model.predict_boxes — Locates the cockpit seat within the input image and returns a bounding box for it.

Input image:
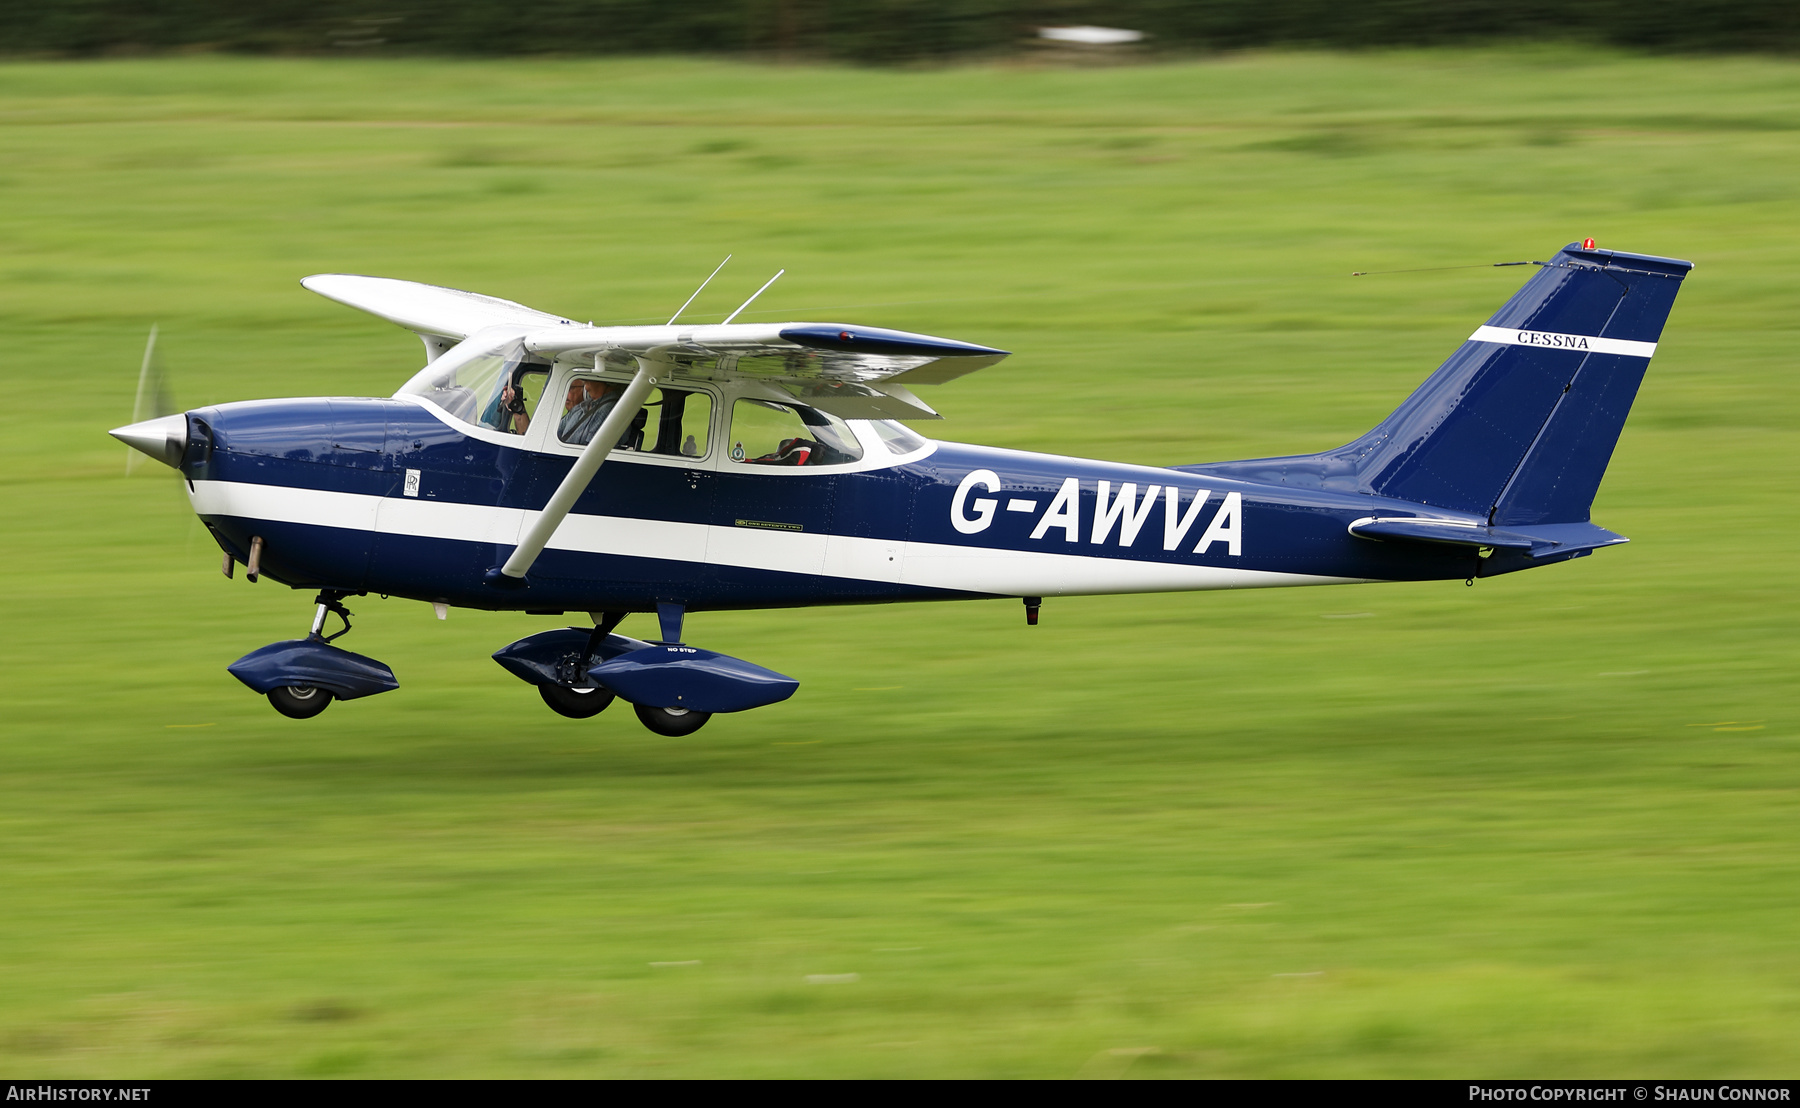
[749,437,818,466]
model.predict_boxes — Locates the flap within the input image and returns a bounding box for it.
[779,380,942,421]
[523,321,1007,390]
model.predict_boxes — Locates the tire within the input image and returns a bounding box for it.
[538,683,614,719]
[633,702,712,737]
[268,685,333,719]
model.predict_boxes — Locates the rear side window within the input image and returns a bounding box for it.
[728,399,863,467]
[647,388,711,458]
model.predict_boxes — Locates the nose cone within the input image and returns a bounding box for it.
[110,413,188,469]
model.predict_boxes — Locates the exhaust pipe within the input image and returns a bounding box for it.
[109,414,188,470]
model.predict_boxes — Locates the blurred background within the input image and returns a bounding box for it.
[6,0,1799,58]
[1,2,1797,1078]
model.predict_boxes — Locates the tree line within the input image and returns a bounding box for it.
[5,0,1796,61]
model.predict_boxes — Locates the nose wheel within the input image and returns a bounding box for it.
[633,703,712,737]
[268,684,333,719]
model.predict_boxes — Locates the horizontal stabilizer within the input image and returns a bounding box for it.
[1349,516,1627,557]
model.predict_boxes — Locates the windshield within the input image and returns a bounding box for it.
[395,328,537,433]
[871,419,928,455]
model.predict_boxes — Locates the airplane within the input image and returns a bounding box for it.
[111,240,1691,735]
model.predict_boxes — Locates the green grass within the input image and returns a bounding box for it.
[2,49,1798,1077]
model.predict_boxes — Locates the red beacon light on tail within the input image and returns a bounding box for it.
[1582,237,1597,250]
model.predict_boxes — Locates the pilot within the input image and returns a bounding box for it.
[492,382,531,435]
[557,379,622,446]
[480,376,533,435]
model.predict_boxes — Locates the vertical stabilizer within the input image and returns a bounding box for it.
[1352,243,1690,521]
[1195,243,1691,526]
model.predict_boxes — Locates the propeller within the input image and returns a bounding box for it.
[113,325,187,472]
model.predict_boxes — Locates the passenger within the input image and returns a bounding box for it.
[557,379,623,446]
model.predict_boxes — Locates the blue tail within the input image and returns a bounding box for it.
[1195,242,1692,527]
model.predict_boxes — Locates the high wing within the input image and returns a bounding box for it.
[303,274,1009,421]
[301,273,575,340]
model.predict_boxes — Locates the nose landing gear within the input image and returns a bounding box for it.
[226,590,399,718]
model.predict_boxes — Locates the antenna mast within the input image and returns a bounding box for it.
[723,270,785,324]
[666,255,732,325]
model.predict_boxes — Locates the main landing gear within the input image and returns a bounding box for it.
[225,591,400,719]
[538,683,614,720]
[492,604,794,737]
[633,703,711,737]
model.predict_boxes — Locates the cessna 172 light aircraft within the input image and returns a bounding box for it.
[111,241,1690,735]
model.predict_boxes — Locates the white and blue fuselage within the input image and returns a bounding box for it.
[180,387,1457,617]
[114,243,1694,723]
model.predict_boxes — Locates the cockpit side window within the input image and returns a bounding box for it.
[555,378,713,458]
[480,365,547,435]
[396,329,549,435]
[728,399,864,466]
[555,377,626,447]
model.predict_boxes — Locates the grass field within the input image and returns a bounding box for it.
[2,49,1798,1078]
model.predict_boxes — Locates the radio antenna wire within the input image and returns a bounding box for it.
[666,255,732,325]
[723,269,785,324]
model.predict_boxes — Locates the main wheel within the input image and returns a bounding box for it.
[538,683,614,719]
[633,702,712,737]
[268,685,333,719]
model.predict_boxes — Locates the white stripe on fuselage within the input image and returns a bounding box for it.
[1468,326,1656,359]
[188,479,1359,597]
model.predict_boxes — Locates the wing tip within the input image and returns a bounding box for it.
[778,324,1008,359]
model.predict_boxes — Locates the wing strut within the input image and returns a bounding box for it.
[492,355,661,584]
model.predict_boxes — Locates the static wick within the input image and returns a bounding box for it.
[1352,261,1532,277]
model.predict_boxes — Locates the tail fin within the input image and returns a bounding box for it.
[1194,243,1692,526]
